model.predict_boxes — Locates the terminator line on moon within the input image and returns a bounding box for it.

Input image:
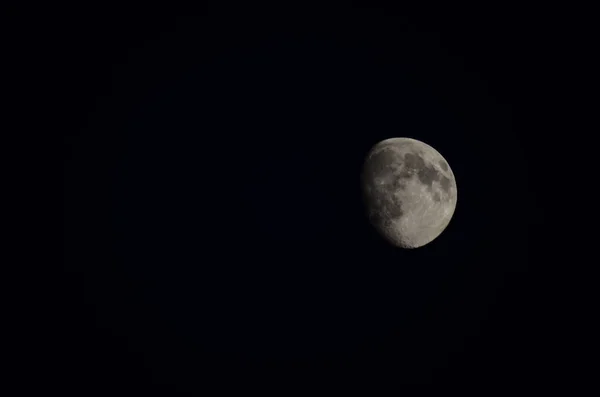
[361,137,457,248]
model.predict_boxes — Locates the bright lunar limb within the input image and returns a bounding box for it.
[361,137,457,249]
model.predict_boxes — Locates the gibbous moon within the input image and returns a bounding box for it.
[361,137,457,248]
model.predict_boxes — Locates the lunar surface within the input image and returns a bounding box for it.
[361,137,457,248]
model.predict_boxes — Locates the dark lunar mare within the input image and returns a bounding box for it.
[400,153,438,187]
[398,152,452,194]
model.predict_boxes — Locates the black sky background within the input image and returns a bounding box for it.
[21,1,575,392]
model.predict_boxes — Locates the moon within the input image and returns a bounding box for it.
[361,137,457,249]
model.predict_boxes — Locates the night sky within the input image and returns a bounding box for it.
[51,2,561,392]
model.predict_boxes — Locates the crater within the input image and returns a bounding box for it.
[394,180,406,191]
[440,176,451,193]
[368,185,404,225]
[380,191,403,218]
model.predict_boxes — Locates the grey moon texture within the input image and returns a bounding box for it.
[361,137,457,249]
